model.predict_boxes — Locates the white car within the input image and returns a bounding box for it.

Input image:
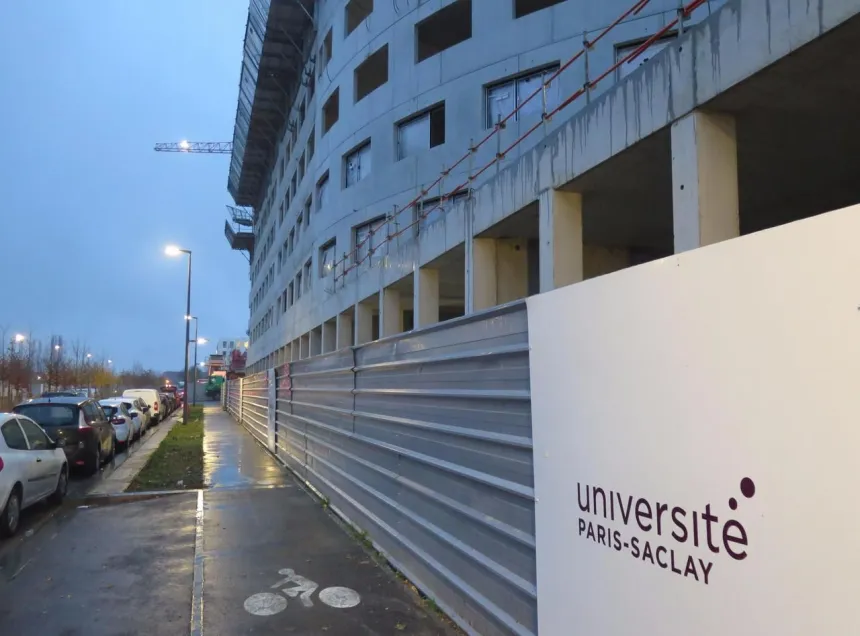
[0,413,68,537]
[100,398,144,440]
[123,389,163,424]
[98,400,134,448]
[128,397,151,432]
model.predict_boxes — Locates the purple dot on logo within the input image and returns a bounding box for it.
[740,477,755,499]
[729,498,737,510]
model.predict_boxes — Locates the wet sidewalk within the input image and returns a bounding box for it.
[197,406,456,635]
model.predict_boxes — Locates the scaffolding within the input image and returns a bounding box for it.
[225,206,256,258]
[228,0,316,208]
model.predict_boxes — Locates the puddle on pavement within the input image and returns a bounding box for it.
[203,410,289,490]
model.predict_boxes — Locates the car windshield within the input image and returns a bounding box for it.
[14,404,77,427]
[101,405,119,417]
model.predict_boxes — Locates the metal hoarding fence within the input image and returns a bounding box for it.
[226,301,535,636]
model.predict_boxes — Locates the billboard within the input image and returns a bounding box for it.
[527,205,860,635]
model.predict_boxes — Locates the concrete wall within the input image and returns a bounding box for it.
[244,0,860,369]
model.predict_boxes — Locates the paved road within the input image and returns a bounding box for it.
[0,406,459,635]
[0,411,180,566]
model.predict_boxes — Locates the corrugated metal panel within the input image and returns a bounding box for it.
[241,301,534,636]
[226,379,241,420]
[240,371,269,447]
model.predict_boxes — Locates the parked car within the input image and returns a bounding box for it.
[124,397,150,434]
[39,391,80,398]
[160,392,174,414]
[160,385,181,408]
[12,397,115,475]
[0,413,68,537]
[157,393,169,418]
[123,389,163,424]
[98,400,134,448]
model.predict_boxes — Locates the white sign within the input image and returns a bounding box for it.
[528,205,860,635]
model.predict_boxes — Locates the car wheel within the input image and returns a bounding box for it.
[90,444,101,475]
[49,467,69,505]
[0,489,21,538]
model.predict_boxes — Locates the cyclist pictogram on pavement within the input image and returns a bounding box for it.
[244,567,361,616]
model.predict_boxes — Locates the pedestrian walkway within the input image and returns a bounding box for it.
[198,406,457,635]
[0,406,456,635]
[203,406,288,490]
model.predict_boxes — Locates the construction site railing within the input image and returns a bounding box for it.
[327,0,711,287]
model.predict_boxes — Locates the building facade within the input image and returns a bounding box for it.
[214,337,248,357]
[229,0,860,371]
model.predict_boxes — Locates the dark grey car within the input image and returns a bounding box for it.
[13,397,116,475]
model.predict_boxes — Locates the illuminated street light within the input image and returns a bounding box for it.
[54,344,60,350]
[179,139,190,151]
[197,337,208,345]
[164,245,184,257]
[107,359,113,365]
[13,333,25,343]
[86,353,92,359]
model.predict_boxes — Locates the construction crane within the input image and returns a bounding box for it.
[154,141,232,154]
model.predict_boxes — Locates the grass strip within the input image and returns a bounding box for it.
[127,405,205,491]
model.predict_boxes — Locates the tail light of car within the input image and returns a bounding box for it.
[154,402,159,411]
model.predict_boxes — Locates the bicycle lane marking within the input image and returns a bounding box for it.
[243,567,361,616]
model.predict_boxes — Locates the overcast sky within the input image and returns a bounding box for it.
[0,1,250,371]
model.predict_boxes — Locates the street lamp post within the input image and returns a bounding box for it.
[187,317,206,407]
[166,245,192,424]
[86,353,92,397]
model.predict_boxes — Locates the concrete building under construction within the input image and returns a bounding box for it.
[226,0,860,370]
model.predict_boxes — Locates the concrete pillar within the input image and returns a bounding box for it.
[336,311,353,349]
[310,328,322,356]
[468,237,529,311]
[355,302,373,345]
[469,237,497,312]
[539,189,583,292]
[380,287,402,337]
[290,339,299,361]
[414,267,439,329]
[671,110,739,253]
[300,334,309,359]
[321,321,336,353]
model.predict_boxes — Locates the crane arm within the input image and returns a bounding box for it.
[154,141,233,154]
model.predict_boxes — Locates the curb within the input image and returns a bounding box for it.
[85,412,182,497]
[70,488,203,508]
